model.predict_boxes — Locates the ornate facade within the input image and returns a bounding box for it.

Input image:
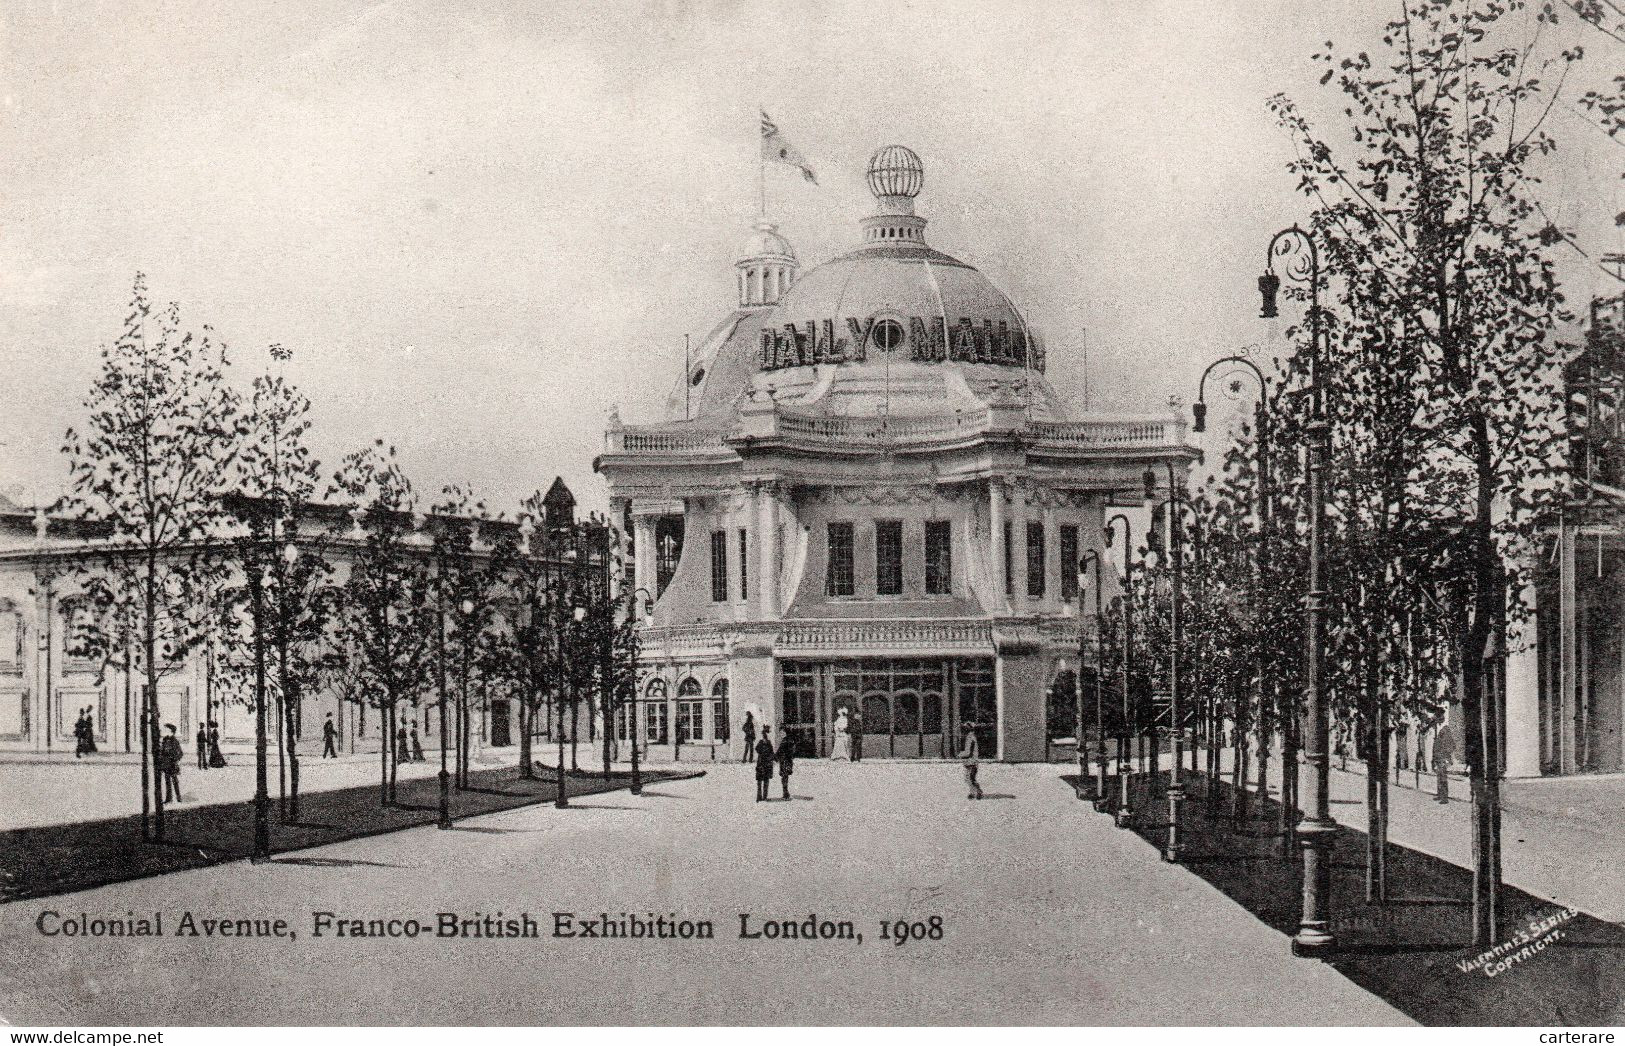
[597,146,1196,762]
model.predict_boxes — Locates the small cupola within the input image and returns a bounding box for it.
[859,145,928,245]
[736,221,798,308]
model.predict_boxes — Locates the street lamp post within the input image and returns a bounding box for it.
[1145,465,1185,863]
[1194,354,1273,823]
[1104,513,1135,827]
[435,565,452,831]
[1259,223,1335,957]
[629,586,655,796]
[1078,550,1107,808]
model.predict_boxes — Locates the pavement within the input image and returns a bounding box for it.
[1196,746,1625,922]
[0,761,1410,1026]
[0,750,508,831]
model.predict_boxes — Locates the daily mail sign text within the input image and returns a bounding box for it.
[759,316,1045,372]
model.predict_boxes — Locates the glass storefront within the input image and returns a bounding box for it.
[779,657,996,758]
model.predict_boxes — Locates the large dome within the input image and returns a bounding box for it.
[667,144,1066,425]
[769,242,1026,338]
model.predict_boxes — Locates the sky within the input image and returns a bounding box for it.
[1,0,1619,516]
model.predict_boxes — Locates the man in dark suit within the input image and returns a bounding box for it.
[742,711,757,764]
[159,724,184,803]
[754,726,776,802]
[850,709,863,762]
[322,713,339,758]
[195,723,209,770]
[776,729,796,801]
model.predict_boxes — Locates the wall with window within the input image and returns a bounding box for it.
[645,497,756,627]
[789,497,982,613]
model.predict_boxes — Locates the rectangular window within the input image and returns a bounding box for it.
[925,520,952,595]
[710,529,728,602]
[826,522,855,596]
[738,528,749,600]
[875,520,903,596]
[712,697,730,742]
[1002,521,1012,596]
[677,700,705,743]
[1027,522,1046,598]
[1060,525,1080,600]
[644,700,669,744]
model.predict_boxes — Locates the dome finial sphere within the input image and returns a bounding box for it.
[866,145,923,199]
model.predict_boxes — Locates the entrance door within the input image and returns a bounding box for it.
[490,699,511,747]
[862,693,891,758]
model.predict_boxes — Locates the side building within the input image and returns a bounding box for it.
[596,145,1196,763]
[0,481,598,759]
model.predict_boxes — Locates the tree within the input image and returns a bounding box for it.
[1271,0,1580,942]
[63,274,244,841]
[429,483,503,790]
[221,345,334,823]
[330,443,434,806]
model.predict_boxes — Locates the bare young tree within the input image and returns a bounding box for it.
[63,274,243,842]
[329,442,434,806]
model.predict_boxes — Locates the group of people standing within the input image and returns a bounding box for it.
[194,721,227,770]
[738,709,985,802]
[71,707,98,758]
[395,718,427,765]
[743,712,795,801]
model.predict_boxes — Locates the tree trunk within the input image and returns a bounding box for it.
[280,641,300,823]
[570,698,580,771]
[1280,700,1298,858]
[145,561,164,842]
[1463,413,1503,946]
[139,681,152,841]
[379,701,389,807]
[519,699,534,779]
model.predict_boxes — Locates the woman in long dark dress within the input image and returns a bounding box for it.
[82,708,98,754]
[207,720,227,768]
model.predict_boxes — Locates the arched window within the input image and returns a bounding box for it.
[677,677,703,743]
[644,678,668,744]
[711,678,730,744]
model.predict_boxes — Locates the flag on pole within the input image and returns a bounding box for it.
[761,111,817,184]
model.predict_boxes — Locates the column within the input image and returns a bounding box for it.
[1504,571,1541,778]
[633,513,656,607]
[1010,483,1029,616]
[757,482,781,619]
[1042,499,1059,613]
[989,480,1007,614]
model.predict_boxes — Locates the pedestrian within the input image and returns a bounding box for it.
[322,713,339,759]
[742,710,756,764]
[396,719,410,765]
[208,721,226,768]
[831,708,851,761]
[195,722,209,770]
[159,723,184,803]
[72,709,89,758]
[1395,720,1410,771]
[776,728,796,800]
[80,708,97,755]
[850,709,864,762]
[959,722,983,800]
[1432,719,1456,804]
[754,726,775,802]
[1415,725,1430,774]
[411,722,425,762]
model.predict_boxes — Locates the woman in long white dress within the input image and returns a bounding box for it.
[831,709,852,760]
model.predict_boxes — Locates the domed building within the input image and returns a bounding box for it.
[598,146,1196,762]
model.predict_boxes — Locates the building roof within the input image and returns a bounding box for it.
[661,144,1068,429]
